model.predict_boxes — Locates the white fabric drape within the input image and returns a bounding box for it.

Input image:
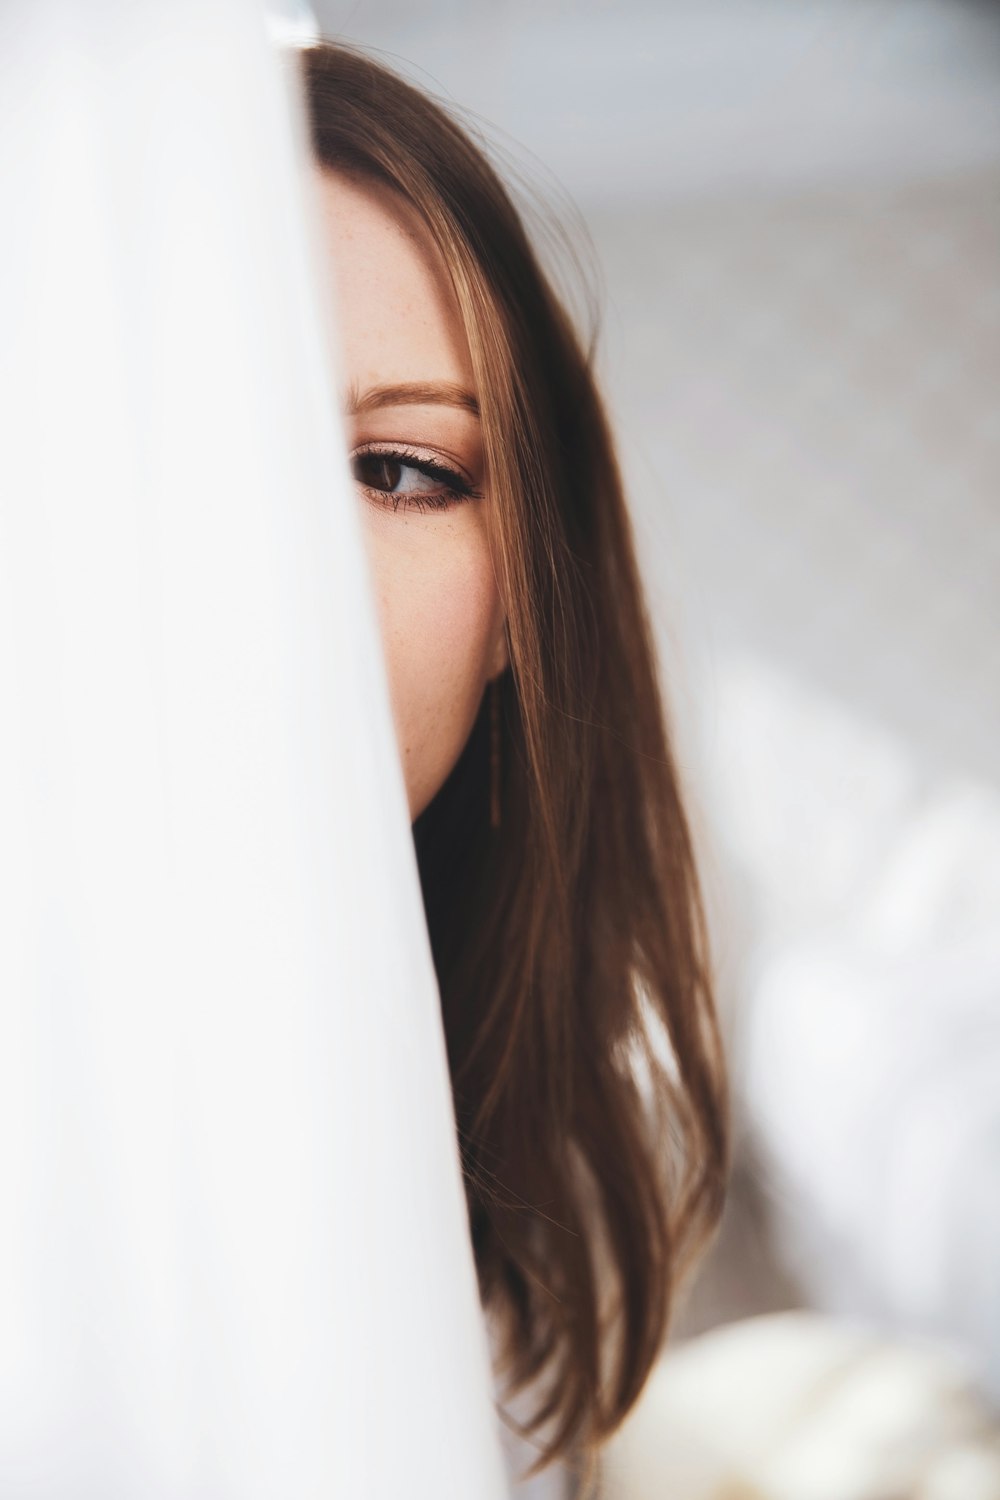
[0,2,506,1495]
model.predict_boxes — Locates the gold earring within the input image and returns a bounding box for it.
[490,675,502,830]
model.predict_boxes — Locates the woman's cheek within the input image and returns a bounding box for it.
[364,518,501,818]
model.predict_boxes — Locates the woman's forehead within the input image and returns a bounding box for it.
[313,168,475,405]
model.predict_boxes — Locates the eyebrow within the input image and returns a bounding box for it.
[345,380,480,418]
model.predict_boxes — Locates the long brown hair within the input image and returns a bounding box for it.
[300,41,728,1485]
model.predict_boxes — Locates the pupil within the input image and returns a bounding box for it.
[354,454,404,492]
[379,458,402,491]
[374,457,402,491]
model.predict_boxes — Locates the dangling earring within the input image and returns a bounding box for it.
[489,675,502,830]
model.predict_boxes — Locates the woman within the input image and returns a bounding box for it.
[301,41,728,1493]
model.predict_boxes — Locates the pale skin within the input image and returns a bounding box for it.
[314,169,508,820]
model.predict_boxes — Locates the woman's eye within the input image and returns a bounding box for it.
[351,451,475,512]
[353,454,432,495]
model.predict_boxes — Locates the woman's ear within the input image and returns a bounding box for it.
[489,616,510,680]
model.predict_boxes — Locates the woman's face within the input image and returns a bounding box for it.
[314,169,507,821]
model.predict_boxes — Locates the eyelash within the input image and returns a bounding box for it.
[350,443,483,514]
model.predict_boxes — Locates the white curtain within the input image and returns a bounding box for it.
[0,2,506,1495]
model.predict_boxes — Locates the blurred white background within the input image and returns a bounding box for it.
[302,0,1000,1487]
